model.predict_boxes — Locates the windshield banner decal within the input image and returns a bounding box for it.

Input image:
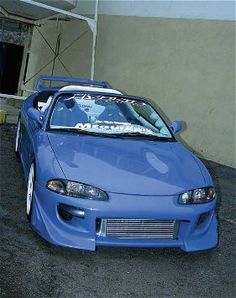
[75,121,155,135]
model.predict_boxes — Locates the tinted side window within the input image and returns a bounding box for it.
[33,91,56,109]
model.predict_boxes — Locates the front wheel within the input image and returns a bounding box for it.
[26,163,35,221]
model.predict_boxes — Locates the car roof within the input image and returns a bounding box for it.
[59,85,122,95]
[37,86,149,105]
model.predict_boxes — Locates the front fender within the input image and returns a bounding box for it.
[34,131,66,187]
[192,155,214,187]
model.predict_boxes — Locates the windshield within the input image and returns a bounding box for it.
[49,93,173,140]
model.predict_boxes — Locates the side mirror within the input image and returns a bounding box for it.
[27,108,42,126]
[169,120,182,135]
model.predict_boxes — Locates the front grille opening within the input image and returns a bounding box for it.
[97,218,179,240]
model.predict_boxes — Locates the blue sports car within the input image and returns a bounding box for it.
[16,75,218,252]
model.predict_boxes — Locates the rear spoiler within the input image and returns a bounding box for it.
[35,75,112,91]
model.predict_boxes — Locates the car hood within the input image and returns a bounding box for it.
[47,132,206,196]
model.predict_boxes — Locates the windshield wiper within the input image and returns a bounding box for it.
[49,127,102,136]
[113,132,172,141]
[49,127,126,138]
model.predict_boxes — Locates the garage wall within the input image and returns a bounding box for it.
[94,16,235,168]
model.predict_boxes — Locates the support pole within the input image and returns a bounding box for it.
[90,0,99,80]
[17,25,32,94]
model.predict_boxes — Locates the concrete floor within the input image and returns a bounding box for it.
[0,124,235,297]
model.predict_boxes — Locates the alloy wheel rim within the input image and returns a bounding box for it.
[26,164,34,215]
[15,120,20,152]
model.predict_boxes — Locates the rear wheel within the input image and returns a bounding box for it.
[26,163,35,221]
[15,118,21,155]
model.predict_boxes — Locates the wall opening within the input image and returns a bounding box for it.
[0,42,24,94]
[0,18,31,95]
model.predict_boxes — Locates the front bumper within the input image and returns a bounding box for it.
[31,182,218,252]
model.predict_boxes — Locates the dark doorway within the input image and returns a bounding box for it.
[0,42,24,94]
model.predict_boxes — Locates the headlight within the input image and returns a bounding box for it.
[179,187,216,204]
[47,180,108,201]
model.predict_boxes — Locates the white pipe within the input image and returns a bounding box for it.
[36,13,61,25]
[0,93,26,101]
[90,0,99,80]
[0,6,36,25]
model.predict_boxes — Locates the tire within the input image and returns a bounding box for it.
[26,163,35,221]
[15,118,21,156]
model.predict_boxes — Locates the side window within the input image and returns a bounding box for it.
[33,91,55,110]
[41,95,53,113]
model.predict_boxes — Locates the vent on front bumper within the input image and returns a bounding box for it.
[97,219,178,240]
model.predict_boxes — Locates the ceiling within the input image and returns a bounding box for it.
[0,0,77,21]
